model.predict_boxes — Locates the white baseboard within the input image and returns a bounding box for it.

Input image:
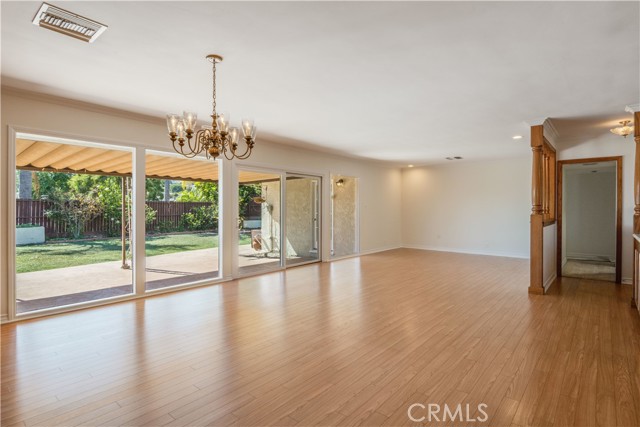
[329,245,402,261]
[402,244,529,260]
[622,277,632,285]
[562,257,568,269]
[1,314,8,324]
[360,245,402,256]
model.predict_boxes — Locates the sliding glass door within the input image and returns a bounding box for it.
[285,174,321,266]
[236,169,322,275]
[14,137,134,314]
[144,151,220,291]
[237,169,283,275]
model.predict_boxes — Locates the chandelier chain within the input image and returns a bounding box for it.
[212,59,217,118]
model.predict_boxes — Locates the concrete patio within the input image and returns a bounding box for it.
[16,244,286,313]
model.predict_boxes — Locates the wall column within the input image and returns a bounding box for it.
[632,111,639,307]
[634,111,640,235]
[529,125,545,294]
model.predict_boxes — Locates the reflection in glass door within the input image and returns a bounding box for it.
[238,170,282,275]
[285,175,321,266]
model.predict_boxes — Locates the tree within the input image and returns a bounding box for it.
[32,171,71,199]
[18,170,32,199]
[164,180,171,201]
[45,187,102,239]
[67,175,123,224]
[145,178,165,201]
[175,181,218,204]
[238,184,261,220]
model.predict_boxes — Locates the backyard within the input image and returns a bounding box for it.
[16,233,251,273]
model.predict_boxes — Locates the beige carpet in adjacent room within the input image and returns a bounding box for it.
[562,259,616,282]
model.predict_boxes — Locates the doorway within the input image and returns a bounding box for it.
[557,157,622,283]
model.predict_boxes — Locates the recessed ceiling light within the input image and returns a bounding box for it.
[407,164,414,168]
[512,135,523,140]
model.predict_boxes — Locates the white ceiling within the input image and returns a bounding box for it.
[2,1,638,165]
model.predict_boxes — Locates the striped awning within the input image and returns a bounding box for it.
[16,139,276,183]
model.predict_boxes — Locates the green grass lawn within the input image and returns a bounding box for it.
[16,233,251,273]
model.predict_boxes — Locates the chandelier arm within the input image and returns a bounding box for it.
[181,133,203,158]
[191,129,208,154]
[173,140,197,158]
[230,140,253,159]
[218,136,233,161]
[179,144,201,158]
[222,147,235,161]
[235,148,253,160]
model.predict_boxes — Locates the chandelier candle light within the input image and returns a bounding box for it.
[166,54,257,160]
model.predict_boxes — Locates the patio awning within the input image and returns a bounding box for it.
[16,138,277,183]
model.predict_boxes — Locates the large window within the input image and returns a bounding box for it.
[144,152,220,290]
[14,137,133,313]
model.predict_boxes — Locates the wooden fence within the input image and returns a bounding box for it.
[145,201,213,232]
[16,199,215,239]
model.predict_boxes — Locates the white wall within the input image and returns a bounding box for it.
[0,88,402,320]
[401,157,531,258]
[543,223,557,290]
[557,133,635,281]
[331,176,357,258]
[564,169,616,261]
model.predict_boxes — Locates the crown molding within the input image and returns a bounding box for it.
[525,116,547,127]
[524,116,559,145]
[543,119,559,142]
[625,104,640,113]
[1,85,165,125]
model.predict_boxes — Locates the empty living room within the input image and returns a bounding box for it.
[2,1,640,426]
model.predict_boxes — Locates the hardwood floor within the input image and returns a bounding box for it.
[2,248,640,427]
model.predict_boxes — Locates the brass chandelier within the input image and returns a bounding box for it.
[166,54,256,160]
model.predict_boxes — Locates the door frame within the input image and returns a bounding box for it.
[557,156,623,283]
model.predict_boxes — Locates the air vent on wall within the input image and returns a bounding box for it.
[32,2,107,43]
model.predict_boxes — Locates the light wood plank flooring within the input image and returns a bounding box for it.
[2,249,640,426]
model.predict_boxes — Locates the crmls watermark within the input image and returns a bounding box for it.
[407,403,489,423]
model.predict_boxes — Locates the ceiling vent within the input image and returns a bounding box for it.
[32,2,107,43]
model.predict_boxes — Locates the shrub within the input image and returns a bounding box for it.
[45,188,102,239]
[155,220,183,234]
[181,205,218,231]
